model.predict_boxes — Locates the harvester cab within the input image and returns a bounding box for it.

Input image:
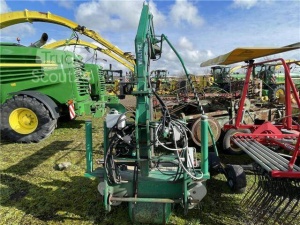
[150,69,169,94]
[102,68,131,98]
[201,45,300,224]
[206,65,248,95]
[211,65,231,84]
[255,60,300,102]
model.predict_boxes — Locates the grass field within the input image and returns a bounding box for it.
[0,114,298,225]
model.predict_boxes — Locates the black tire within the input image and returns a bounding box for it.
[208,152,221,174]
[0,95,57,143]
[223,129,251,155]
[225,164,246,193]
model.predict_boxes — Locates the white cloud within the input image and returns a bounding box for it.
[149,0,167,28]
[178,37,193,50]
[207,50,213,58]
[73,0,167,65]
[0,0,36,43]
[2,0,298,75]
[232,0,275,9]
[75,0,144,32]
[0,0,10,13]
[1,24,36,43]
[170,0,204,27]
[75,0,165,31]
[190,0,300,73]
[55,0,74,9]
[46,38,57,45]
[232,0,258,9]
[153,36,215,75]
[71,0,297,75]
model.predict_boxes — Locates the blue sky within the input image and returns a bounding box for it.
[1,0,300,75]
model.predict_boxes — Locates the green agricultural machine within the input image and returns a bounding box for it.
[209,61,300,101]
[85,4,246,224]
[43,38,125,109]
[0,37,107,143]
[0,8,139,143]
[255,61,300,100]
[84,63,121,104]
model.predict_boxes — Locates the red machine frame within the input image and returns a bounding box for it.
[224,58,300,178]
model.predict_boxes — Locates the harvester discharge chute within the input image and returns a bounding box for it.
[201,47,300,224]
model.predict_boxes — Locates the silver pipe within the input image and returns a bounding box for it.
[243,140,288,171]
[233,139,273,172]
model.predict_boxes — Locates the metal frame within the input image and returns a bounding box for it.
[84,4,210,223]
[226,58,300,178]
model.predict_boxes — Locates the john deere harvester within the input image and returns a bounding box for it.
[0,8,138,143]
[0,35,106,143]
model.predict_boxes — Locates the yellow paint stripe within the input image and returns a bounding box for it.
[0,63,57,67]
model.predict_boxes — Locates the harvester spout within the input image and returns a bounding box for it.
[30,32,48,48]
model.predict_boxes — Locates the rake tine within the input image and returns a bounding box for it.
[248,175,270,210]
[253,188,280,223]
[263,195,286,225]
[242,171,260,206]
[247,190,263,215]
[283,198,299,224]
[283,180,300,224]
[243,163,299,224]
[255,191,274,212]
[248,187,273,220]
[248,187,267,211]
[271,179,299,225]
[241,163,259,205]
[273,197,294,224]
[255,179,284,223]
[256,191,282,223]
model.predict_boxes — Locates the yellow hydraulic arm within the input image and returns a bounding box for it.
[0,10,136,66]
[43,39,134,71]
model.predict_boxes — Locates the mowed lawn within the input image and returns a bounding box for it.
[0,115,296,225]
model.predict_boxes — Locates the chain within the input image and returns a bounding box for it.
[186,74,205,115]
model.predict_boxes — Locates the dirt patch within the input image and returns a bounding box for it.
[120,95,136,108]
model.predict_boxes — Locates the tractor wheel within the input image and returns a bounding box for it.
[225,164,246,193]
[271,84,285,102]
[1,95,57,143]
[223,129,251,155]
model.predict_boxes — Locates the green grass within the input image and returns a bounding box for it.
[0,116,298,225]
